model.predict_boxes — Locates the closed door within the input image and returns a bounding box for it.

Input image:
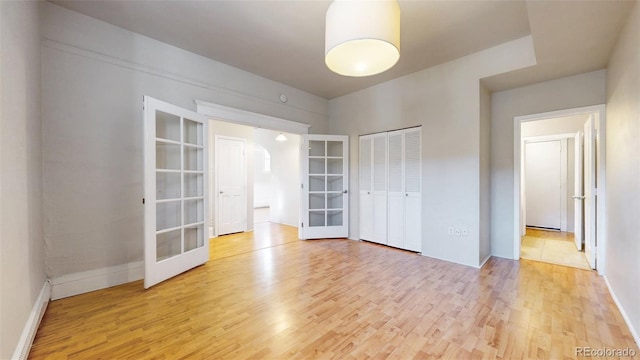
[359,136,374,241]
[525,140,562,229]
[216,136,246,235]
[371,133,388,245]
[387,128,422,252]
[387,130,404,249]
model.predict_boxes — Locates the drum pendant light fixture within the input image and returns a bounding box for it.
[325,0,400,77]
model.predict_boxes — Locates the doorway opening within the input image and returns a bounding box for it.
[209,119,302,239]
[514,105,606,274]
[195,100,311,241]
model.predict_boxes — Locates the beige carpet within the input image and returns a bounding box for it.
[521,235,591,270]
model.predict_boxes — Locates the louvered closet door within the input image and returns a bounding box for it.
[359,136,373,241]
[403,128,422,252]
[372,133,388,244]
[387,130,404,249]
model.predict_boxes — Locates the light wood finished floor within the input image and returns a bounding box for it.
[30,224,638,359]
[521,228,591,270]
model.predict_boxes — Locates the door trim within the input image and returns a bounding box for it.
[513,104,606,275]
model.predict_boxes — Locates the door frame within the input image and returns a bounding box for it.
[195,100,310,239]
[521,135,573,232]
[513,104,606,275]
[215,135,248,236]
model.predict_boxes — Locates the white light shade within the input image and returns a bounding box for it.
[275,133,288,142]
[325,0,400,77]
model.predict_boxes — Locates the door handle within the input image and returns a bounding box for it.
[572,195,585,200]
[219,191,224,194]
[343,190,348,194]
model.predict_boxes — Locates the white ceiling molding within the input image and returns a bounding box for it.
[195,100,311,135]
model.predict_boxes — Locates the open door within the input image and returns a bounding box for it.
[302,135,349,239]
[143,96,209,288]
[573,130,584,250]
[584,115,596,269]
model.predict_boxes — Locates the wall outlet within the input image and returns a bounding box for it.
[448,227,454,235]
[461,228,468,236]
[455,229,461,236]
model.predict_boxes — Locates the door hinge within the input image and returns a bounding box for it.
[301,184,304,189]
[142,198,145,204]
[301,222,304,228]
[594,188,598,196]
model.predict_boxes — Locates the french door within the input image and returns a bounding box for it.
[302,135,349,239]
[143,96,209,288]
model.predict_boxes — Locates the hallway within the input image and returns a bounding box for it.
[521,228,591,270]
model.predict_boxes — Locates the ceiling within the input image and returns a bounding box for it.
[50,0,635,99]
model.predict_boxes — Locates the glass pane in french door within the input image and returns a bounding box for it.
[307,138,345,230]
[154,113,206,261]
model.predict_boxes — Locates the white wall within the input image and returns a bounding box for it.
[0,1,46,358]
[605,0,640,344]
[521,115,588,137]
[490,70,606,259]
[329,36,536,267]
[253,145,271,208]
[254,129,301,227]
[41,3,328,282]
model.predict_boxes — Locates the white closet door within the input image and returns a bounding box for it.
[404,128,422,252]
[387,130,404,249]
[372,133,388,244]
[359,136,373,241]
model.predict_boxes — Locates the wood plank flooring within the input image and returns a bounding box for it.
[30,223,638,359]
[521,228,591,270]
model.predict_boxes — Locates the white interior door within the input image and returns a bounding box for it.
[216,136,246,235]
[302,135,349,239]
[359,136,373,241]
[525,140,562,229]
[573,130,584,250]
[143,96,209,289]
[403,128,422,252]
[372,133,388,245]
[584,116,597,269]
[387,130,404,249]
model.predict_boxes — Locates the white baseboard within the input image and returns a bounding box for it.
[604,276,640,348]
[479,255,492,268]
[12,281,51,360]
[50,261,143,300]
